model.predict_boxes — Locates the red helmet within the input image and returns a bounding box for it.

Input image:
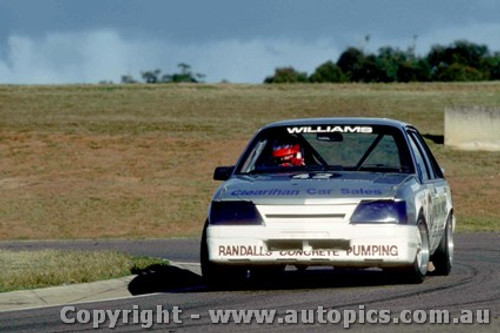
[272,143,304,167]
[273,143,301,158]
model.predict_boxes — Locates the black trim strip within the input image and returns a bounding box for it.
[266,214,345,219]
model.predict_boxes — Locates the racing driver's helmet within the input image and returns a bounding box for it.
[272,142,305,167]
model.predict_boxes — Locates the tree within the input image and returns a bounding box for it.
[141,69,161,83]
[427,40,491,80]
[450,40,489,69]
[482,52,500,80]
[121,74,137,84]
[309,61,347,83]
[376,46,417,82]
[436,63,486,81]
[360,54,380,82]
[162,63,205,83]
[397,58,432,82]
[336,47,366,82]
[263,67,308,83]
[120,64,205,84]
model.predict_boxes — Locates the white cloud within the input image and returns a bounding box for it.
[1,24,499,85]
[0,30,342,84]
[0,30,158,84]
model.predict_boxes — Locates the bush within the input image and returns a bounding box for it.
[264,67,308,83]
[309,61,347,83]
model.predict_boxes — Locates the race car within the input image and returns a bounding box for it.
[201,117,455,285]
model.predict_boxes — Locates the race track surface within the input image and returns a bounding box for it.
[0,233,498,332]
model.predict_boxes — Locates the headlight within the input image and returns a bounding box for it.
[209,201,263,225]
[350,200,407,224]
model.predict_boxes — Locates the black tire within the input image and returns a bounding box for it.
[402,221,430,284]
[200,220,211,280]
[431,215,454,275]
[200,220,248,289]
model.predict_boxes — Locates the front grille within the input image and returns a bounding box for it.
[257,204,357,224]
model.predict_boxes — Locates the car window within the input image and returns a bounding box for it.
[408,131,436,179]
[362,135,402,167]
[303,132,402,169]
[235,125,413,174]
[408,133,430,182]
[409,130,444,179]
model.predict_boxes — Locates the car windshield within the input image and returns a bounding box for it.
[236,124,414,174]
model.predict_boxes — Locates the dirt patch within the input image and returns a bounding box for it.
[0,132,247,239]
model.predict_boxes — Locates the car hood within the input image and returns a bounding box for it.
[214,172,413,204]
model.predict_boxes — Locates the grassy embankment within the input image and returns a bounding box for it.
[1,83,499,291]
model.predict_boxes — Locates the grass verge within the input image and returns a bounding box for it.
[0,249,168,292]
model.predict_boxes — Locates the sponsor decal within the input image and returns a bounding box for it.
[341,187,383,195]
[230,187,382,197]
[287,126,373,134]
[219,245,272,257]
[346,245,398,256]
[218,245,398,257]
[306,188,333,195]
[231,189,300,196]
[279,250,341,257]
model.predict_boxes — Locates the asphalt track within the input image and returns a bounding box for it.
[0,232,498,332]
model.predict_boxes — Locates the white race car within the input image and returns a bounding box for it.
[201,118,455,285]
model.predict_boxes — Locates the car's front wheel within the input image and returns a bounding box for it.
[200,220,248,289]
[400,221,430,284]
[431,215,454,275]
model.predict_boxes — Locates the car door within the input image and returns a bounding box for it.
[411,130,449,233]
[407,129,448,249]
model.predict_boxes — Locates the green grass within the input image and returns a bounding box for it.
[0,249,168,292]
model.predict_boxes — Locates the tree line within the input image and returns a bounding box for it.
[121,40,500,84]
[264,40,500,83]
[120,63,205,84]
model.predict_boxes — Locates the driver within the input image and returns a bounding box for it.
[272,141,305,167]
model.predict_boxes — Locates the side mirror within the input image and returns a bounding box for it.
[213,166,235,181]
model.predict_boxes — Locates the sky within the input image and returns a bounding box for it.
[1,0,500,84]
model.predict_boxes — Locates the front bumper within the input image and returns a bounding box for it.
[207,223,420,268]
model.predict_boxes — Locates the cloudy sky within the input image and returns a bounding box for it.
[1,0,500,84]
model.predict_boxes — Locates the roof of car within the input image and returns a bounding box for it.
[262,117,411,130]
